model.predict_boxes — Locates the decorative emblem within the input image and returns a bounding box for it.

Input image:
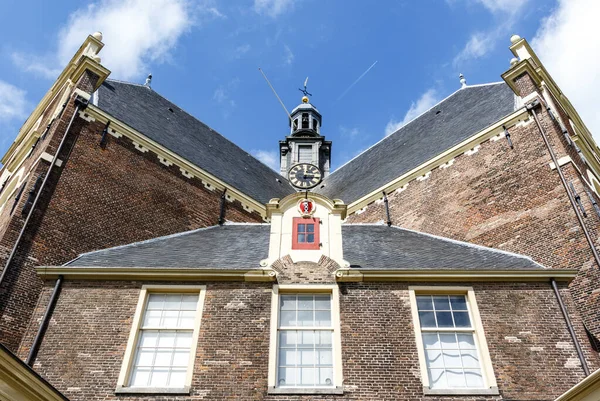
[287,163,323,189]
[298,198,316,216]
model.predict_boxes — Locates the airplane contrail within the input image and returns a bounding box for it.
[335,60,378,102]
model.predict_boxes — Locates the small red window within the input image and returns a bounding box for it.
[292,217,320,250]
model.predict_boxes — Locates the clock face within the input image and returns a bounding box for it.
[288,163,323,189]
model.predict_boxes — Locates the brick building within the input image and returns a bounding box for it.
[0,32,599,400]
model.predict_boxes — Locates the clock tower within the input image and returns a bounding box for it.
[279,94,332,178]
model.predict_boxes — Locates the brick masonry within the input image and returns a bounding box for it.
[0,70,262,352]
[18,273,599,401]
[347,71,600,343]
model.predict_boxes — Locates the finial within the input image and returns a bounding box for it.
[92,31,103,41]
[510,57,519,67]
[459,73,467,89]
[144,73,152,89]
[510,34,521,44]
[299,76,312,102]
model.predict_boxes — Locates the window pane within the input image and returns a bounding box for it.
[136,350,154,367]
[279,349,297,365]
[419,311,436,327]
[280,295,296,310]
[149,368,169,387]
[164,295,182,310]
[315,311,331,326]
[429,369,447,389]
[307,234,315,243]
[436,311,454,328]
[279,367,297,386]
[130,367,150,387]
[319,367,334,386]
[147,294,165,310]
[465,369,484,387]
[461,350,480,368]
[319,331,332,345]
[307,224,315,233]
[300,350,315,365]
[457,333,476,349]
[157,332,176,347]
[300,368,316,385]
[176,332,193,348]
[298,296,313,310]
[449,296,467,311]
[416,295,433,311]
[169,369,187,387]
[446,369,466,387]
[298,233,306,243]
[426,349,444,368]
[139,331,158,347]
[161,310,179,327]
[318,349,333,365]
[280,310,297,326]
[315,296,331,310]
[180,295,199,310]
[422,333,440,349]
[297,311,313,326]
[143,310,161,327]
[298,224,305,232]
[301,331,315,346]
[433,296,451,310]
[154,350,172,367]
[443,351,462,368]
[280,331,297,346]
[440,333,458,349]
[453,312,471,328]
[172,350,190,367]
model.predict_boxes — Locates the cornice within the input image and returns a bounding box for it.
[0,345,68,401]
[345,108,528,215]
[267,191,346,219]
[335,268,577,282]
[83,105,269,220]
[555,368,600,401]
[36,266,277,282]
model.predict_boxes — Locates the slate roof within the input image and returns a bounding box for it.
[96,80,295,204]
[67,224,271,269]
[67,223,543,271]
[342,224,544,270]
[316,83,517,203]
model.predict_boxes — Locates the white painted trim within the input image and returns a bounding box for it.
[550,156,572,170]
[116,285,207,392]
[267,284,343,390]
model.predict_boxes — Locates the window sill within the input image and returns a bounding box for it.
[423,386,499,396]
[115,385,191,395]
[268,387,344,395]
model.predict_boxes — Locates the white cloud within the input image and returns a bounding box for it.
[234,44,251,59]
[385,89,440,136]
[474,0,527,14]
[254,0,294,18]
[14,0,197,81]
[533,0,600,144]
[0,81,28,122]
[340,126,360,138]
[453,32,495,66]
[252,149,279,170]
[283,45,294,65]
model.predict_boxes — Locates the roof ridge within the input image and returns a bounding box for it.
[105,78,147,88]
[64,225,223,265]
[387,225,547,268]
[323,82,507,176]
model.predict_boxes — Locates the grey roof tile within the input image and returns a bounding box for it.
[316,83,517,203]
[96,80,295,204]
[68,224,271,269]
[342,224,544,270]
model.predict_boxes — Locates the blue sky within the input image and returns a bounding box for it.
[1,0,598,171]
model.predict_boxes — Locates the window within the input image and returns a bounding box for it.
[268,285,343,394]
[312,117,318,131]
[298,145,312,163]
[302,113,309,129]
[116,286,206,394]
[292,217,320,250]
[409,287,498,395]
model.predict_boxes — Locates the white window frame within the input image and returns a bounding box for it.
[267,284,343,395]
[409,286,498,396]
[116,285,206,394]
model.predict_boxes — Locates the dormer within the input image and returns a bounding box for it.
[264,192,346,267]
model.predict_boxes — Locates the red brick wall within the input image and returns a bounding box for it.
[20,279,598,401]
[0,70,262,352]
[347,72,600,342]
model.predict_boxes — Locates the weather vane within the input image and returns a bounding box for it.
[298,77,312,97]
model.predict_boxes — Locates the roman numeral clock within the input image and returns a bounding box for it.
[287,163,323,190]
